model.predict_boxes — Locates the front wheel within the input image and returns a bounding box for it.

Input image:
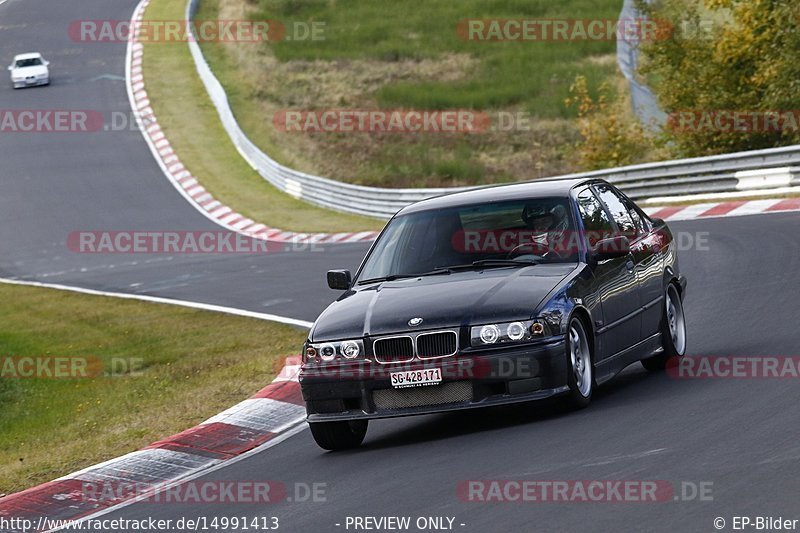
[642,283,687,371]
[565,316,594,408]
[309,420,368,451]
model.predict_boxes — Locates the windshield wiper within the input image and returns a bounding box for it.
[441,259,539,271]
[356,269,452,285]
[356,274,414,285]
[356,260,536,285]
[472,259,538,267]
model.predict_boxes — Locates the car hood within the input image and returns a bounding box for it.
[12,65,48,77]
[310,264,578,341]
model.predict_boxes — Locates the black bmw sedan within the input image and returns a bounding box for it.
[300,178,688,450]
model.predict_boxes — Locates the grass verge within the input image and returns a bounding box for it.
[195,0,627,187]
[140,0,382,233]
[0,283,307,493]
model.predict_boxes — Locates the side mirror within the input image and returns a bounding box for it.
[327,269,352,290]
[44,61,50,66]
[7,66,12,71]
[592,236,630,261]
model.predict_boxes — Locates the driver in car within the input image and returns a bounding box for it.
[517,204,571,256]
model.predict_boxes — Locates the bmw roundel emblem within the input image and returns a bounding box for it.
[408,317,423,327]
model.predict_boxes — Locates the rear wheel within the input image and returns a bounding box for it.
[642,283,686,371]
[309,420,368,451]
[565,316,594,408]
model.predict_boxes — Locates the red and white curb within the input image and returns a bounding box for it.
[642,197,800,221]
[125,0,378,246]
[0,358,305,530]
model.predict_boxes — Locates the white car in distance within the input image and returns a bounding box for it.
[8,52,50,89]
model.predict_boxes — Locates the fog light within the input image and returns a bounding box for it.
[341,340,360,359]
[480,324,500,344]
[320,344,336,361]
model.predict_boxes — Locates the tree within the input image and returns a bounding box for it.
[640,0,800,156]
[565,76,652,170]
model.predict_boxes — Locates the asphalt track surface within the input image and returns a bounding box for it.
[2,1,800,532]
[0,0,368,323]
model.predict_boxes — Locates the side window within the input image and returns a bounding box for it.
[595,183,636,238]
[616,189,651,236]
[626,204,643,235]
[628,200,653,234]
[576,187,614,248]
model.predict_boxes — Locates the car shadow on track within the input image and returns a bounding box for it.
[350,364,673,452]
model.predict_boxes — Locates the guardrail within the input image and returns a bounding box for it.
[185,0,800,219]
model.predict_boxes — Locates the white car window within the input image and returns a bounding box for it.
[16,58,43,68]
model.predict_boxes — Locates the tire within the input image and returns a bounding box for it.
[565,316,594,408]
[309,420,368,451]
[642,283,687,372]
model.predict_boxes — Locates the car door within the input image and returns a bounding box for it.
[577,186,642,361]
[613,188,666,338]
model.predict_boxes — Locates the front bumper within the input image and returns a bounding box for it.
[300,336,569,422]
[12,77,48,88]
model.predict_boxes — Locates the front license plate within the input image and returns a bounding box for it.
[390,368,442,389]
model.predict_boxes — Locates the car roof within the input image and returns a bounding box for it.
[13,52,44,60]
[397,177,602,215]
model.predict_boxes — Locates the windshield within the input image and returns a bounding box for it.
[15,58,43,68]
[357,197,578,283]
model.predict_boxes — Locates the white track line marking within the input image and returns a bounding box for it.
[0,277,314,329]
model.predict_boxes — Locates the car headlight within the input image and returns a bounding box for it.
[340,340,361,359]
[470,319,554,346]
[304,339,365,364]
[37,73,48,78]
